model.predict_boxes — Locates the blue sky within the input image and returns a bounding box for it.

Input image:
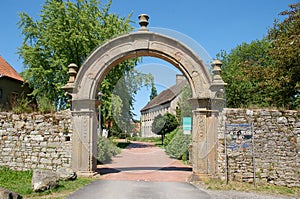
[0,0,297,118]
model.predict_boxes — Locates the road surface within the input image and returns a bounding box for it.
[67,141,211,199]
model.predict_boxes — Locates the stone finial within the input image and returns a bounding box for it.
[211,59,224,83]
[67,63,78,83]
[138,14,149,31]
[62,63,78,95]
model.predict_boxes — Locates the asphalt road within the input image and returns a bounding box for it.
[67,180,211,199]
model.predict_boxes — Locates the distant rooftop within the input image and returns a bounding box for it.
[141,75,187,112]
[0,55,24,82]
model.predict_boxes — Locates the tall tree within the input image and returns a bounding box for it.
[109,70,153,137]
[176,85,192,121]
[268,3,300,109]
[18,0,133,109]
[149,81,158,100]
[219,3,300,109]
[218,39,275,108]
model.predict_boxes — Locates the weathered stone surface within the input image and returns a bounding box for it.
[218,109,300,188]
[0,187,22,199]
[57,167,77,181]
[32,169,59,192]
[0,110,72,171]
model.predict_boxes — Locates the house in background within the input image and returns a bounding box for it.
[0,55,31,110]
[140,74,187,137]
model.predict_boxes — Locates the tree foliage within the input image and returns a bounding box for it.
[18,0,133,109]
[219,3,300,109]
[267,3,300,109]
[18,0,155,132]
[218,39,275,108]
[176,85,192,121]
[152,113,179,144]
[108,70,153,137]
[149,81,158,100]
[165,129,191,161]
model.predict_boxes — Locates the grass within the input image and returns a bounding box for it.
[0,166,95,199]
[128,136,162,147]
[202,179,300,197]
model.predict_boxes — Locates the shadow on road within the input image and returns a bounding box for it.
[97,166,192,175]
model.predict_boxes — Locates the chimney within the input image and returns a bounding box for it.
[176,74,185,85]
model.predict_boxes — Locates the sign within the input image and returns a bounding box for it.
[182,117,192,135]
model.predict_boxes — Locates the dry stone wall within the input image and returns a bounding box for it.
[0,110,72,171]
[0,108,299,188]
[218,108,300,187]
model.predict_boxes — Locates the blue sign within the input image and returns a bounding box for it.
[182,117,192,131]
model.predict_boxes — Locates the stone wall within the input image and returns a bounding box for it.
[1,108,299,187]
[218,108,300,187]
[0,110,72,171]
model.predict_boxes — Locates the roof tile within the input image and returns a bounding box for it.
[0,56,24,82]
[141,80,187,112]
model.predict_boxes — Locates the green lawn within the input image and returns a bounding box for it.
[0,166,95,199]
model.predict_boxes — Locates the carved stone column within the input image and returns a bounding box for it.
[71,99,98,176]
[191,108,219,180]
[191,108,208,175]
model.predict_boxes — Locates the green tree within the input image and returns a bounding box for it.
[219,3,300,109]
[18,0,133,109]
[176,85,192,121]
[149,81,158,100]
[218,39,275,108]
[268,3,300,109]
[108,70,153,137]
[152,113,179,145]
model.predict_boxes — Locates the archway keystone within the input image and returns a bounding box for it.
[63,15,226,178]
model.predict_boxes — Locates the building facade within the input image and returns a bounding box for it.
[0,56,31,110]
[140,74,187,137]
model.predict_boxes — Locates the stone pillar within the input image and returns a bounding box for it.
[191,108,219,180]
[192,108,208,175]
[71,99,98,176]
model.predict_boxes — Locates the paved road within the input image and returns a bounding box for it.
[67,180,211,199]
[67,141,211,199]
[97,141,193,182]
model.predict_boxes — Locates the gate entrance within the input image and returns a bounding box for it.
[63,14,226,178]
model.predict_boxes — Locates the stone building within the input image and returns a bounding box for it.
[140,74,187,137]
[0,56,31,110]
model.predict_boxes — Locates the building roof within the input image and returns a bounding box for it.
[0,55,24,82]
[141,79,187,112]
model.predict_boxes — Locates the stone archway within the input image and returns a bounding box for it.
[63,15,226,178]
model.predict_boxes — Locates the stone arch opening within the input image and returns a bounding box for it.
[63,16,226,178]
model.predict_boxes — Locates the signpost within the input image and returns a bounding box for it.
[225,123,256,187]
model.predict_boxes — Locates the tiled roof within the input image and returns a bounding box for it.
[0,56,24,82]
[141,80,187,112]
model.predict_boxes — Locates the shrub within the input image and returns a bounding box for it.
[12,97,33,113]
[97,136,121,164]
[165,129,191,160]
[38,95,56,113]
[163,128,178,147]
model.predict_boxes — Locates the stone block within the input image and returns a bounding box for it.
[0,187,22,199]
[32,169,59,192]
[57,167,77,181]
